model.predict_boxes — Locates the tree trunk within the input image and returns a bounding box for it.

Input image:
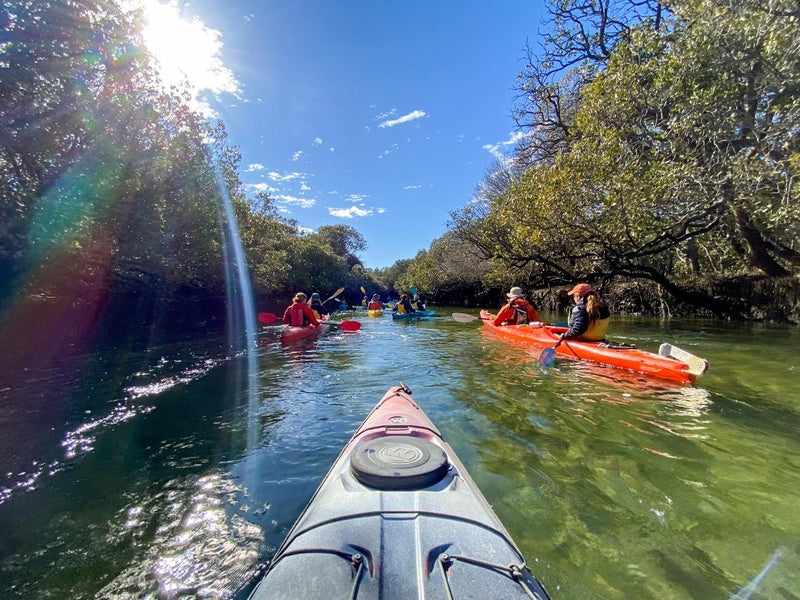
[733,205,791,277]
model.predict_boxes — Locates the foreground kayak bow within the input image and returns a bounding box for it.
[248,385,551,599]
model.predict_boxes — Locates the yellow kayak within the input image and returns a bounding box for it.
[367,309,384,318]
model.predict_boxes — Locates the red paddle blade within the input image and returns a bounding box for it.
[258,312,278,324]
[339,320,361,332]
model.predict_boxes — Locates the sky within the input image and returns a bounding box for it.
[137,0,547,268]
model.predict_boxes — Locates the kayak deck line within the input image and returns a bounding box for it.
[248,385,552,599]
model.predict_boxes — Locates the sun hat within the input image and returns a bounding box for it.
[506,286,525,299]
[293,292,307,302]
[567,283,593,298]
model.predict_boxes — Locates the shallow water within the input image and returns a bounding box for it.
[0,310,797,599]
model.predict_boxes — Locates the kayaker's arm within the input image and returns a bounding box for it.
[563,304,588,339]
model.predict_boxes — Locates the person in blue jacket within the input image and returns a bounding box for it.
[561,283,610,342]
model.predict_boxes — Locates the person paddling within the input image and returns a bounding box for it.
[393,294,416,314]
[367,294,383,311]
[308,292,329,320]
[560,283,610,342]
[493,286,539,326]
[282,292,320,327]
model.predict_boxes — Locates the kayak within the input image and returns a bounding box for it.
[480,310,704,384]
[367,309,384,318]
[280,316,329,343]
[247,385,552,599]
[392,310,435,320]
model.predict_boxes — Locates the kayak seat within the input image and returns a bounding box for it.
[350,436,449,491]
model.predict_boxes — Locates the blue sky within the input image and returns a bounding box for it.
[138,1,546,268]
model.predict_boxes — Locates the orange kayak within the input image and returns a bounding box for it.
[479,310,703,384]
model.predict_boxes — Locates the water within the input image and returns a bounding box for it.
[0,310,797,599]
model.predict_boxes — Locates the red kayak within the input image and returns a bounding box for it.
[280,316,329,343]
[480,310,705,384]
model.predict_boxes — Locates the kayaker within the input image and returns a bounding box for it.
[361,295,368,306]
[282,292,321,327]
[394,294,416,314]
[561,283,610,341]
[493,286,539,326]
[308,292,329,320]
[411,294,426,310]
[367,294,383,310]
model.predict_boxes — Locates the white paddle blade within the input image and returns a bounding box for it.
[451,313,479,323]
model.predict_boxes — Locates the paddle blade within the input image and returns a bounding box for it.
[410,285,417,297]
[451,312,479,323]
[339,320,361,332]
[322,286,345,304]
[538,347,556,367]
[360,286,366,295]
[258,312,279,324]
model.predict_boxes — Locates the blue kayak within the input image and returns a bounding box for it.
[392,310,435,320]
[247,385,552,599]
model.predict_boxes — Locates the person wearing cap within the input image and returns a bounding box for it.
[561,283,610,341]
[308,292,329,320]
[492,286,539,326]
[282,292,321,327]
[393,294,416,314]
[367,294,383,311]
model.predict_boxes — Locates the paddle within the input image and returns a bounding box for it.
[451,312,489,323]
[410,285,417,297]
[321,287,345,305]
[538,336,564,367]
[257,312,361,332]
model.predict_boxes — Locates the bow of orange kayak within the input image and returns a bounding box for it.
[248,385,552,599]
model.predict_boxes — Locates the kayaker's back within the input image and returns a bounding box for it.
[248,386,551,599]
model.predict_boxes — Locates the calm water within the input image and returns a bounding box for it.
[0,309,798,599]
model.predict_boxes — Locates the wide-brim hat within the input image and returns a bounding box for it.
[506,286,525,299]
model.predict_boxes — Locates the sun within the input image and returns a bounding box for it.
[137,0,240,114]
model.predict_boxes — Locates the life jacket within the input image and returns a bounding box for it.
[309,300,325,319]
[368,301,383,310]
[289,303,308,327]
[512,303,529,325]
[581,317,610,341]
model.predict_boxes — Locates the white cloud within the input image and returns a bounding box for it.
[137,0,241,117]
[482,131,528,160]
[246,163,265,172]
[291,150,304,161]
[267,171,304,182]
[244,182,276,194]
[297,225,314,235]
[376,207,386,214]
[329,147,335,152]
[379,110,427,128]
[312,137,323,146]
[301,182,311,191]
[328,206,372,218]
[404,185,422,190]
[274,195,315,209]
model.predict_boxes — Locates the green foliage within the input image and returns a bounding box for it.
[445,0,800,317]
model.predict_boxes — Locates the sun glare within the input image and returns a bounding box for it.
[137,0,240,115]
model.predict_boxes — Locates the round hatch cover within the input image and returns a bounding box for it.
[350,436,449,490]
